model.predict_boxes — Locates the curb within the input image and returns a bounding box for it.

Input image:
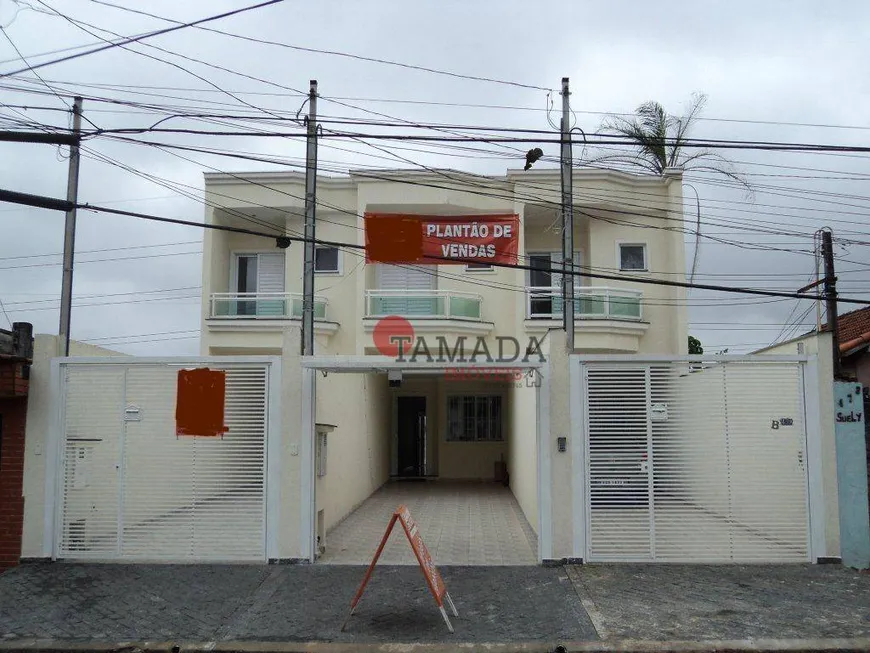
[1,639,870,653]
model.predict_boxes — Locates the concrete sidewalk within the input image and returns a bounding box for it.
[0,562,867,650]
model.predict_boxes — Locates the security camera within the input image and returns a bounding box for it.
[388,370,402,388]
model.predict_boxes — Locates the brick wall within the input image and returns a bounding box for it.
[0,396,26,571]
[0,361,29,398]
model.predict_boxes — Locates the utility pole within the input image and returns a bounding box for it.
[560,77,575,351]
[301,81,318,356]
[58,96,83,357]
[821,229,843,379]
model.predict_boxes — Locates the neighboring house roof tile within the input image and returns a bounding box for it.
[831,305,870,354]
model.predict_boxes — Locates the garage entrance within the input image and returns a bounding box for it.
[575,358,813,563]
[300,358,549,565]
[52,358,279,562]
[318,481,537,565]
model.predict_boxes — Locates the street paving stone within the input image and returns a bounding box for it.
[568,563,870,641]
[0,563,594,644]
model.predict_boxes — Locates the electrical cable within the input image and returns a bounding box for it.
[0,0,286,78]
[82,0,553,93]
[11,196,864,306]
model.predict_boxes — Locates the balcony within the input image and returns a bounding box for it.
[365,289,484,320]
[206,292,339,344]
[362,289,493,346]
[210,292,329,320]
[524,286,648,352]
[526,286,643,320]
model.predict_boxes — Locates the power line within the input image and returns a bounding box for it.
[83,0,553,93]
[0,240,200,260]
[0,0,286,78]
[0,23,72,111]
[81,140,870,298]
[81,328,200,342]
[0,249,202,270]
[96,134,860,265]
[0,296,12,327]
[32,0,293,121]
[5,76,870,216]
[13,193,870,305]
[10,73,870,133]
[3,285,201,306]
[8,96,864,304]
[80,124,870,154]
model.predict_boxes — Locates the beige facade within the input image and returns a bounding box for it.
[197,166,689,559]
[200,167,688,359]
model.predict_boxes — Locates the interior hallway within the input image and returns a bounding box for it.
[317,481,537,565]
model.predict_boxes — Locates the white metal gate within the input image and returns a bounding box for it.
[580,359,810,562]
[56,361,271,561]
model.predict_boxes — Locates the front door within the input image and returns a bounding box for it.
[397,396,427,477]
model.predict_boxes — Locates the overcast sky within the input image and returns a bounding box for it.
[0,0,868,355]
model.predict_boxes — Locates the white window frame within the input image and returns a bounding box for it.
[229,250,287,291]
[446,394,504,442]
[314,245,342,275]
[526,250,584,287]
[616,242,648,272]
[465,262,495,273]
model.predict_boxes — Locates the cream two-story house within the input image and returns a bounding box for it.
[198,166,688,561]
[201,167,687,357]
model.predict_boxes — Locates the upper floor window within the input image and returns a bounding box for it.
[234,252,285,293]
[232,252,285,316]
[618,243,647,271]
[465,262,493,272]
[314,246,340,274]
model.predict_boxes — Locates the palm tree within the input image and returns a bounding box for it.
[596,93,749,188]
[593,93,752,283]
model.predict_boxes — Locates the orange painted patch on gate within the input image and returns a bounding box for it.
[175,368,229,437]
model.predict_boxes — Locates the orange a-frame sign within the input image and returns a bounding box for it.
[341,504,459,633]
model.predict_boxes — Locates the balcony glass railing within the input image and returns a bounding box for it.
[365,289,483,320]
[210,292,328,319]
[526,286,642,320]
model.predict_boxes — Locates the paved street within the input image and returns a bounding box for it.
[0,562,867,647]
[569,564,870,641]
[0,563,593,644]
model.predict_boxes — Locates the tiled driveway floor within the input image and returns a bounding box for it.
[318,481,538,565]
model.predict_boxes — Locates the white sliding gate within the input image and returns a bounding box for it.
[54,358,277,562]
[576,358,811,563]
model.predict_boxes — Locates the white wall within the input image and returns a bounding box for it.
[316,372,390,533]
[760,333,839,557]
[508,381,538,534]
[278,327,304,560]
[546,331,573,558]
[21,335,123,558]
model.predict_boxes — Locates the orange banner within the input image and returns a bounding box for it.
[365,213,519,265]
